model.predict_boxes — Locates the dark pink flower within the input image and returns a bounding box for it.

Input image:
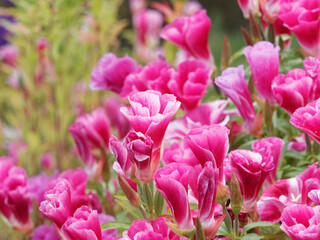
[304,56,320,101]
[40,153,55,170]
[154,163,194,230]
[185,124,230,181]
[215,65,256,129]
[99,214,117,240]
[120,90,181,150]
[252,137,284,190]
[39,181,73,228]
[290,98,320,144]
[243,41,280,104]
[90,53,137,93]
[229,149,274,212]
[272,69,312,114]
[279,2,320,55]
[0,161,33,234]
[0,44,18,67]
[308,189,320,205]
[61,206,102,240]
[281,204,320,240]
[160,10,214,67]
[165,60,212,112]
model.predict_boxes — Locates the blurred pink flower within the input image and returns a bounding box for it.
[90,53,137,93]
[161,10,215,68]
[237,0,259,18]
[272,69,312,114]
[243,41,280,104]
[99,214,117,240]
[31,224,60,240]
[0,44,18,67]
[0,160,33,234]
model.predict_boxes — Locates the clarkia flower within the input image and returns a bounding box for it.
[281,204,320,240]
[160,10,215,67]
[39,180,73,228]
[31,224,60,240]
[154,163,193,230]
[120,90,181,150]
[243,41,280,104]
[272,69,312,114]
[229,149,274,212]
[0,160,33,234]
[61,206,102,240]
[215,65,256,129]
[252,137,284,189]
[90,53,137,94]
[185,124,229,182]
[304,56,320,101]
[290,98,320,144]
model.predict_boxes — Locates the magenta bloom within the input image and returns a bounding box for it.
[290,98,320,144]
[0,161,33,233]
[185,124,229,181]
[252,137,284,189]
[90,53,137,93]
[39,181,73,228]
[0,44,18,67]
[281,204,320,240]
[160,10,214,67]
[166,60,212,111]
[120,90,181,149]
[120,60,172,98]
[237,0,259,18]
[123,217,188,240]
[304,56,320,101]
[163,142,199,167]
[99,214,117,240]
[154,163,194,230]
[215,65,255,129]
[31,224,60,240]
[279,2,320,55]
[198,162,219,229]
[124,131,159,183]
[272,69,312,114]
[229,149,274,212]
[61,206,102,240]
[243,41,280,104]
[308,189,320,205]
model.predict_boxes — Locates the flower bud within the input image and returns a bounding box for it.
[118,174,141,208]
[230,173,242,217]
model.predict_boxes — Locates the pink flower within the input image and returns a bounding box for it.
[41,153,55,170]
[198,162,219,229]
[281,204,320,240]
[31,224,60,240]
[154,163,194,230]
[163,142,199,166]
[215,65,256,129]
[99,214,117,240]
[185,124,229,182]
[165,60,212,111]
[39,181,73,228]
[288,133,307,152]
[279,2,320,55]
[243,41,280,104]
[120,90,181,149]
[272,69,312,114]
[252,137,284,190]
[160,10,214,67]
[90,53,137,93]
[120,60,172,98]
[124,131,158,183]
[304,56,320,101]
[229,149,274,212]
[0,161,33,234]
[290,98,320,144]
[61,206,102,240]
[236,0,259,18]
[308,189,320,205]
[0,44,18,67]
[182,1,202,16]
[123,217,188,240]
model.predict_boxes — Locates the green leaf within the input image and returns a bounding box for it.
[242,221,279,235]
[114,198,142,219]
[242,233,264,240]
[216,222,231,238]
[100,221,131,231]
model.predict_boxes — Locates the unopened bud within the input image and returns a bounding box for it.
[118,174,141,208]
[231,173,243,217]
